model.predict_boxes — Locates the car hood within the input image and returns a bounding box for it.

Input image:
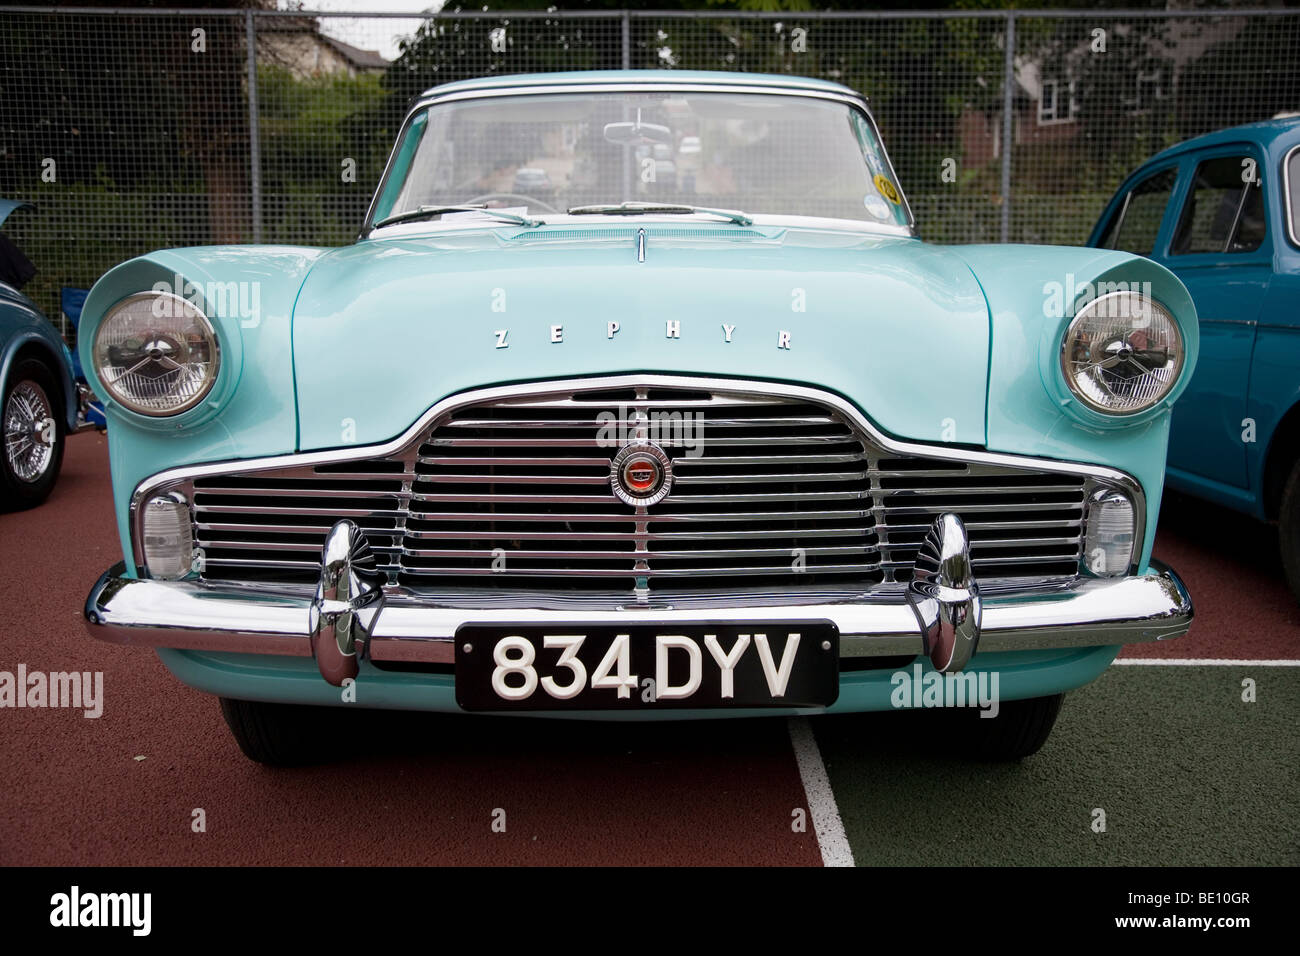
[290,224,991,450]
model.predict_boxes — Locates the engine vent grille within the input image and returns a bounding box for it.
[189,380,1088,592]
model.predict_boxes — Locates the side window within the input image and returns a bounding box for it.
[1170,155,1266,255]
[1099,168,1176,255]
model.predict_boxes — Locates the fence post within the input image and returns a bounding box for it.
[999,10,1015,244]
[246,9,263,244]
[621,10,630,69]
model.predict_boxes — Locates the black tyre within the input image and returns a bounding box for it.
[1,358,65,509]
[958,693,1064,761]
[1279,458,1300,605]
[218,697,343,767]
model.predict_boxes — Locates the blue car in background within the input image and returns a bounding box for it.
[1089,119,1300,602]
[0,199,85,508]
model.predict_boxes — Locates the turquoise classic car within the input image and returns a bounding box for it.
[1088,119,1300,602]
[81,71,1196,764]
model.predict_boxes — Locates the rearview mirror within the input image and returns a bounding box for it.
[603,109,673,147]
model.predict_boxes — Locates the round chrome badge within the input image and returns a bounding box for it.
[610,442,672,507]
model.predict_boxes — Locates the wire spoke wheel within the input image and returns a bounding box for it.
[4,379,55,483]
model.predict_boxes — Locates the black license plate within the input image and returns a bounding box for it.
[455,622,839,711]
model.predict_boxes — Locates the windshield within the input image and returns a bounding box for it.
[371,90,911,229]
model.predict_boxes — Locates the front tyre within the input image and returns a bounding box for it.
[1,358,65,510]
[1279,458,1300,605]
[219,697,337,767]
[959,693,1064,761]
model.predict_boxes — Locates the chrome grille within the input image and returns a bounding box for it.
[190,380,1089,592]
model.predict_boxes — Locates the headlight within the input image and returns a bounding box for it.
[1060,292,1183,415]
[92,291,220,416]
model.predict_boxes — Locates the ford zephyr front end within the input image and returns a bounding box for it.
[80,72,1194,764]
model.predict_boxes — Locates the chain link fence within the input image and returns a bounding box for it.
[2,7,1298,327]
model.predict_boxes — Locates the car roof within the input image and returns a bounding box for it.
[1142,117,1300,166]
[419,70,860,100]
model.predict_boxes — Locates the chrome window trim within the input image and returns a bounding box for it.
[1284,142,1300,249]
[361,81,915,238]
[129,374,1145,578]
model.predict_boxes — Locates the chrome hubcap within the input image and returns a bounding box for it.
[4,380,55,483]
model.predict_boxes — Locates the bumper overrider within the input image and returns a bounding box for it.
[84,514,1193,687]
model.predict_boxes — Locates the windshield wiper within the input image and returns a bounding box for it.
[567,202,753,226]
[373,204,543,230]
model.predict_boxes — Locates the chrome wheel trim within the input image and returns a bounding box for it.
[4,379,56,483]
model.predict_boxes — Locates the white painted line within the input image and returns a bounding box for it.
[1114,658,1300,667]
[787,717,855,868]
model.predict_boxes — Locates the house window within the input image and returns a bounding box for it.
[1038,79,1078,125]
[1135,72,1162,105]
[1125,70,1166,114]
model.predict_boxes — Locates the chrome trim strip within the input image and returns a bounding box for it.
[83,560,1192,663]
[361,80,915,237]
[1283,142,1299,249]
[128,374,1146,578]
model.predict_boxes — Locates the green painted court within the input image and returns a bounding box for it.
[811,665,1299,866]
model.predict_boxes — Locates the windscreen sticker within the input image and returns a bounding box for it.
[863,194,891,220]
[874,174,901,205]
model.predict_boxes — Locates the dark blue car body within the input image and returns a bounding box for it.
[1089,120,1300,574]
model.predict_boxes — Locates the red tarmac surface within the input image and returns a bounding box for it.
[0,433,1295,865]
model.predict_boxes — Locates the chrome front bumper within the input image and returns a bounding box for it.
[85,517,1193,686]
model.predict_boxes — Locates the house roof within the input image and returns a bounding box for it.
[319,35,389,71]
[256,16,388,71]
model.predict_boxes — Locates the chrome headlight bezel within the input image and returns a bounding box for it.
[91,291,221,417]
[1059,291,1185,417]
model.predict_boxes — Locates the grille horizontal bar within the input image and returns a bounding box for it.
[190,381,1091,592]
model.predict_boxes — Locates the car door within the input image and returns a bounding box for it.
[1157,146,1272,493]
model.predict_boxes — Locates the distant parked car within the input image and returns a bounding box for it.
[1089,119,1300,601]
[0,200,83,509]
[511,167,554,199]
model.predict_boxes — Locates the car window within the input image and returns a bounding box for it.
[377,91,913,227]
[1170,155,1266,255]
[1099,168,1176,255]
